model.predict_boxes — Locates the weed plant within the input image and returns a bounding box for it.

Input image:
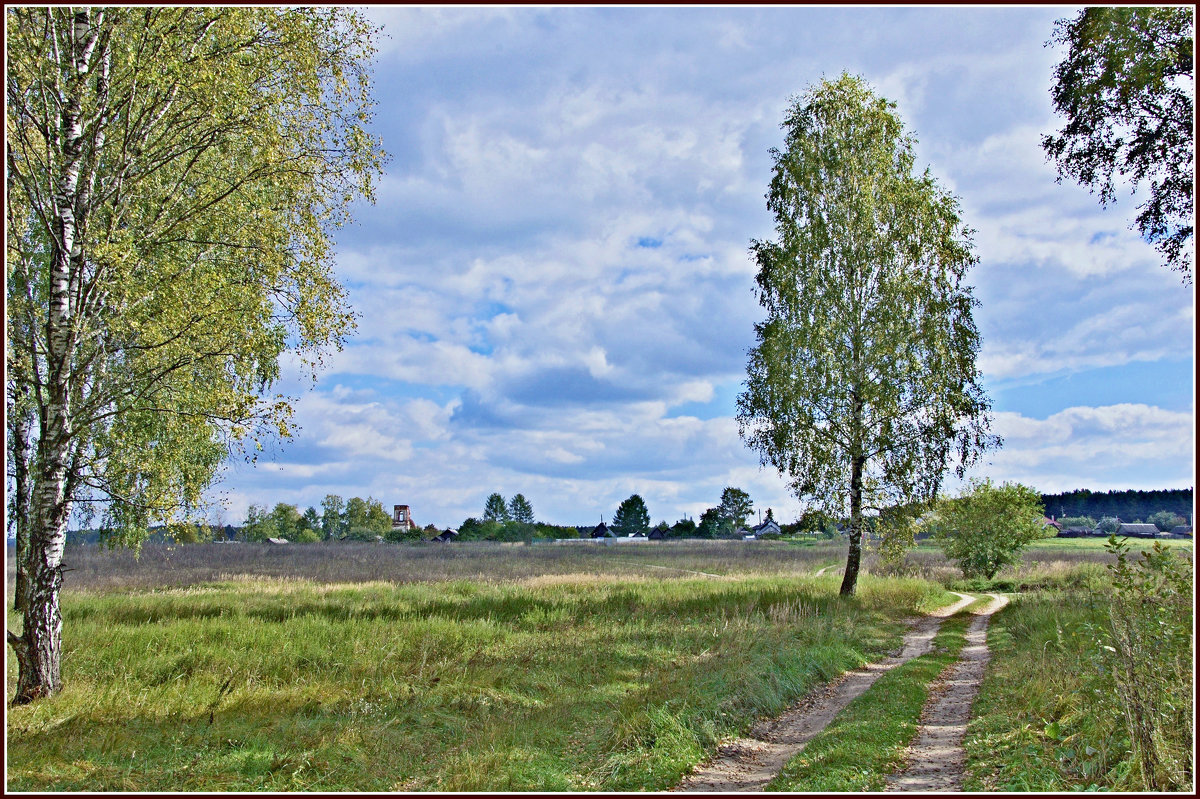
[7,571,949,791]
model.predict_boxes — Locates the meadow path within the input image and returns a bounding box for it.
[883,592,1009,792]
[674,591,976,792]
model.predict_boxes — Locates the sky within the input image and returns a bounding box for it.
[212,5,1195,530]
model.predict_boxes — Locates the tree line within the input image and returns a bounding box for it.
[455,487,778,541]
[1041,489,1193,525]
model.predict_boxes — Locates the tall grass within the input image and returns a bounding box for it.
[7,571,950,791]
[963,549,1193,792]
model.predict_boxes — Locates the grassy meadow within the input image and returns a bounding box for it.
[7,540,944,791]
[5,536,1191,791]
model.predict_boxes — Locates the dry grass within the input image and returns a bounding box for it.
[6,539,845,596]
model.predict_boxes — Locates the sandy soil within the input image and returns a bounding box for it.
[673,591,976,792]
[883,592,1009,792]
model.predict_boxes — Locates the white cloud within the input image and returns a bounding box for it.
[208,7,1193,529]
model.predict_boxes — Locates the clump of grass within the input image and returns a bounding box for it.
[7,572,950,792]
[765,607,977,791]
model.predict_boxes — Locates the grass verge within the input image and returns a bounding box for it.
[765,602,979,791]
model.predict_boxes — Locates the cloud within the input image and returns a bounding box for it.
[973,404,1195,492]
[205,8,1193,530]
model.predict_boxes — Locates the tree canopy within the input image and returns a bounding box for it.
[1043,6,1194,282]
[611,494,650,536]
[737,73,997,596]
[508,494,535,525]
[483,493,510,523]
[5,7,385,703]
[717,487,754,530]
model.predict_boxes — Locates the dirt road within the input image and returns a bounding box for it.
[884,592,1009,792]
[674,592,976,792]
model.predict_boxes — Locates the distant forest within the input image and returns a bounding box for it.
[1041,488,1193,522]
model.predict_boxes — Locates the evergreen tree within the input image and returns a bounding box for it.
[483,493,510,523]
[611,494,650,536]
[508,494,535,525]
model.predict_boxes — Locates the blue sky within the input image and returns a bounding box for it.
[213,5,1194,529]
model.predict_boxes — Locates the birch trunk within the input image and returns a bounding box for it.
[9,8,96,704]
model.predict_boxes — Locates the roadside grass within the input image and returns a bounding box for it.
[964,548,1193,793]
[765,602,980,791]
[7,571,951,791]
[962,582,1129,791]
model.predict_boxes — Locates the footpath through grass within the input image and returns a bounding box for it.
[7,572,949,791]
[766,600,980,791]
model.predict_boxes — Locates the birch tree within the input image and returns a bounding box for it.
[5,7,385,703]
[737,74,997,596]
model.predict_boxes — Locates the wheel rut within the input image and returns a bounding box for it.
[673,591,975,792]
[883,592,1009,792]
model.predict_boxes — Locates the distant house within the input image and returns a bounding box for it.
[590,522,615,538]
[266,537,289,545]
[429,528,457,542]
[1168,525,1193,539]
[751,519,782,538]
[1040,517,1063,531]
[1117,523,1161,538]
[1058,526,1092,538]
[647,527,667,540]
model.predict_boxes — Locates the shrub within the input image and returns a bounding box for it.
[293,528,321,544]
[934,479,1046,579]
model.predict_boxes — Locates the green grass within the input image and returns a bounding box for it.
[962,584,1129,791]
[766,601,981,791]
[7,571,952,791]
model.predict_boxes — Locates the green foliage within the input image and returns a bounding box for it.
[1147,510,1186,532]
[1040,488,1192,522]
[1102,537,1193,790]
[670,518,697,538]
[299,507,321,536]
[1056,515,1096,530]
[320,495,346,541]
[293,528,322,544]
[695,507,724,539]
[5,6,385,544]
[935,478,1046,579]
[1096,516,1121,535]
[268,503,303,540]
[737,72,997,595]
[508,494,535,525]
[611,494,650,536]
[483,493,510,523]
[1043,7,1194,281]
[717,487,754,529]
[343,497,391,536]
[241,505,279,543]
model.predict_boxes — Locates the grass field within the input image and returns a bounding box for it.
[6,541,945,791]
[6,537,1191,791]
